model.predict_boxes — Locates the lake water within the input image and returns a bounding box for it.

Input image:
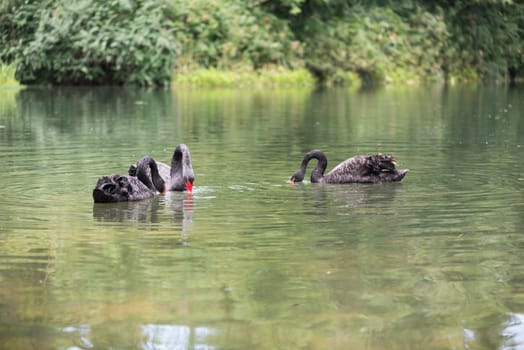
[1,84,524,349]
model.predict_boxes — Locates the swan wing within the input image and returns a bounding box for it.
[156,161,171,182]
[93,175,155,202]
[326,156,369,177]
[323,154,404,183]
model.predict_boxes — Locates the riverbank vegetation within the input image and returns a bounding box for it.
[0,62,21,88]
[1,0,523,87]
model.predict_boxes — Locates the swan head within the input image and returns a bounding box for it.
[290,170,304,184]
[181,157,194,193]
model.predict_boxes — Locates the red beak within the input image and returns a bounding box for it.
[290,178,295,184]
[186,179,193,193]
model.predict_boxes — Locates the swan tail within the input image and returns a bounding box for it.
[367,154,398,174]
[397,169,409,180]
[92,175,131,203]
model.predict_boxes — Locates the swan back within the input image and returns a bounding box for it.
[93,156,165,203]
[323,154,407,183]
[93,174,155,203]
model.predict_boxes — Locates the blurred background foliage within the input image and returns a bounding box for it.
[0,0,523,86]
[0,0,177,85]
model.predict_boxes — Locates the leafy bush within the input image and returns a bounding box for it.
[2,0,524,86]
[300,5,448,85]
[263,0,524,84]
[1,0,177,85]
[442,1,524,82]
[0,62,21,87]
[167,0,303,71]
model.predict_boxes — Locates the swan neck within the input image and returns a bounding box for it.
[137,156,164,192]
[306,150,327,183]
[170,147,184,178]
[148,157,165,192]
[170,144,195,191]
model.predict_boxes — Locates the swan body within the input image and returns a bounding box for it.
[93,156,166,203]
[129,144,195,192]
[290,150,408,184]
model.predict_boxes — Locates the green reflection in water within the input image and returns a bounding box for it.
[0,84,524,349]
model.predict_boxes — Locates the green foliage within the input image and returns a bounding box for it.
[441,0,524,82]
[167,0,303,71]
[2,0,524,86]
[173,67,314,87]
[0,0,41,62]
[300,5,448,85]
[0,62,21,88]
[1,0,177,86]
[256,0,355,22]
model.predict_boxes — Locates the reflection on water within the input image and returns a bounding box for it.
[58,323,217,350]
[501,313,524,350]
[93,192,194,229]
[93,197,163,223]
[464,313,524,350]
[60,325,93,349]
[164,191,194,233]
[141,324,217,350]
[1,84,524,349]
[291,181,404,216]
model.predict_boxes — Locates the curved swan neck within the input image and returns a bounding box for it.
[170,145,186,177]
[171,147,182,176]
[149,158,166,193]
[136,156,165,192]
[291,150,328,183]
[304,150,328,183]
[170,144,195,191]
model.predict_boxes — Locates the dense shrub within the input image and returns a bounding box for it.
[0,0,177,85]
[263,0,524,84]
[167,0,303,71]
[300,5,448,85]
[442,1,524,81]
[0,62,21,87]
[1,0,523,86]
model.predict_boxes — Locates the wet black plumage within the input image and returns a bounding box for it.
[290,150,408,184]
[93,156,165,203]
[129,144,195,192]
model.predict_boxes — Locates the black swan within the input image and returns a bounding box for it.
[129,144,195,192]
[93,156,166,203]
[290,150,408,184]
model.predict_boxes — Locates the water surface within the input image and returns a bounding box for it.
[1,84,524,349]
